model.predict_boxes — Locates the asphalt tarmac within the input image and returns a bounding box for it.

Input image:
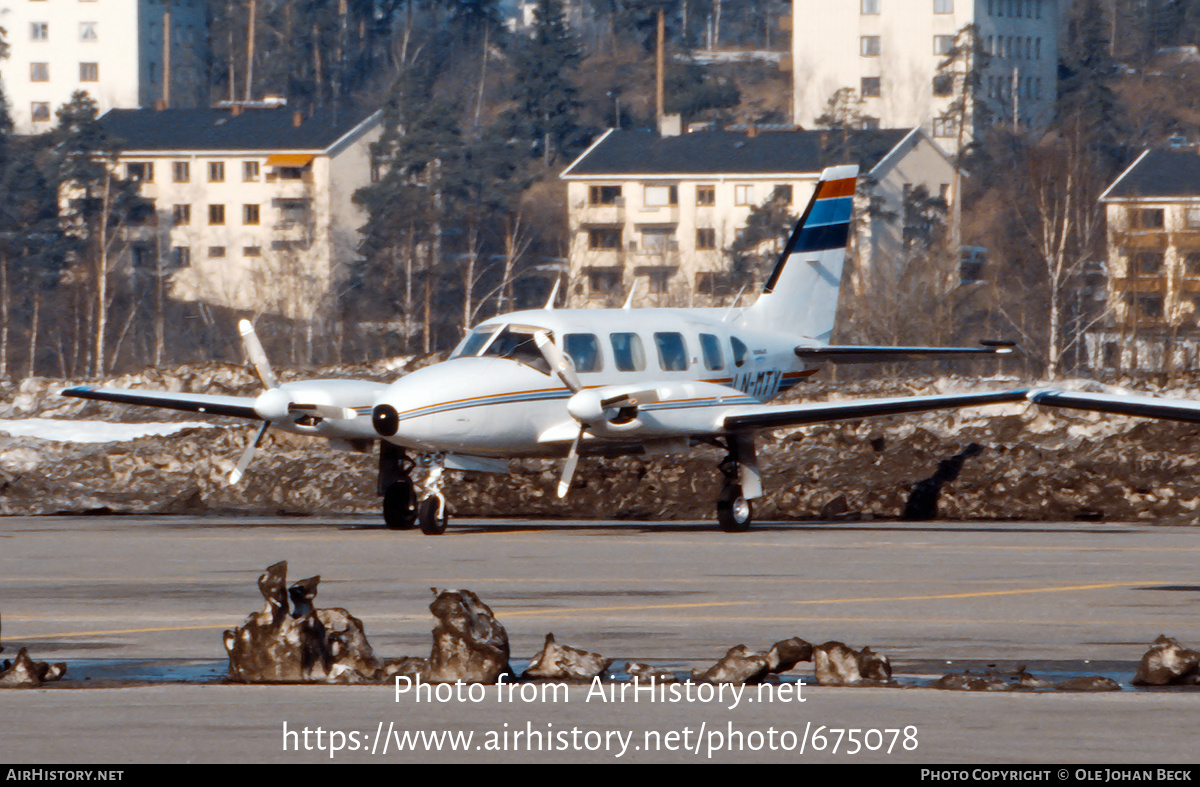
[2,514,1199,764]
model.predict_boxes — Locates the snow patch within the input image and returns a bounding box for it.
[0,419,218,443]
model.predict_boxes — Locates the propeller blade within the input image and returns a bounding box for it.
[239,319,278,389]
[229,421,270,485]
[288,403,356,421]
[533,331,582,393]
[557,428,583,499]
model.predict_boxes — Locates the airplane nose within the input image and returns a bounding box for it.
[372,404,399,437]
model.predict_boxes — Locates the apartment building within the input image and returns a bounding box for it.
[1087,148,1200,373]
[792,0,1059,149]
[0,0,206,133]
[560,125,957,308]
[99,103,382,321]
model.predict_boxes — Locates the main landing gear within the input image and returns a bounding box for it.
[716,435,761,533]
[379,444,449,534]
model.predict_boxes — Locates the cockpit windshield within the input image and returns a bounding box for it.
[449,325,499,359]
[480,325,551,374]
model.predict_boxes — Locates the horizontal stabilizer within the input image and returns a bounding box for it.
[61,386,260,420]
[794,341,1015,364]
[723,389,1030,431]
[1030,390,1200,424]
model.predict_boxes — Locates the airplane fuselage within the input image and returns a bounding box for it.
[372,307,818,458]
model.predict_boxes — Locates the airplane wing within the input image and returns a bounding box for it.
[1029,389,1200,424]
[61,385,261,420]
[794,341,1015,364]
[722,389,1031,431]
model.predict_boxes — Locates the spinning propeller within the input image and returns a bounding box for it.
[228,320,355,484]
[529,331,661,498]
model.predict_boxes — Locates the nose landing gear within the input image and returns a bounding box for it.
[378,443,451,534]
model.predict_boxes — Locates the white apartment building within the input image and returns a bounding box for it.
[99,104,382,321]
[792,0,1060,149]
[560,126,958,308]
[0,0,206,134]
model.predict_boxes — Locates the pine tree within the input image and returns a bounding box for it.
[512,0,583,165]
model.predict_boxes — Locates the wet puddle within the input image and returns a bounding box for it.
[17,657,1180,692]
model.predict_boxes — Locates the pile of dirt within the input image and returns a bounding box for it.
[3,369,1200,522]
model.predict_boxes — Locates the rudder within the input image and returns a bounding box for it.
[745,164,858,341]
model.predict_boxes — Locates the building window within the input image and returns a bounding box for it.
[934,35,954,55]
[933,74,954,96]
[125,162,153,182]
[932,117,957,137]
[644,184,678,207]
[30,102,50,122]
[934,0,953,12]
[31,22,48,41]
[80,22,97,41]
[1185,208,1200,228]
[696,185,716,206]
[861,116,880,129]
[1137,294,1164,319]
[208,205,225,225]
[697,272,733,297]
[79,62,98,82]
[861,76,881,97]
[1132,252,1164,275]
[589,185,622,205]
[209,246,227,258]
[642,228,674,252]
[588,228,621,250]
[647,270,673,295]
[243,246,262,258]
[1132,209,1164,229]
[734,184,754,205]
[861,0,880,13]
[276,199,308,226]
[696,228,716,250]
[30,63,49,82]
[243,204,260,225]
[172,247,190,268]
[208,161,225,182]
[860,36,881,57]
[243,161,260,182]
[1184,253,1200,277]
[172,204,190,224]
[173,161,189,182]
[587,268,622,296]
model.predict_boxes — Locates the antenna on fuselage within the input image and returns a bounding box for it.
[544,277,561,310]
[622,279,640,310]
[722,285,749,322]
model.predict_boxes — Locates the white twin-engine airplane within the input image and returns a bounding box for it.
[63,165,1031,533]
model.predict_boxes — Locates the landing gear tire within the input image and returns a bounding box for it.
[717,484,753,532]
[382,479,417,530]
[418,496,448,535]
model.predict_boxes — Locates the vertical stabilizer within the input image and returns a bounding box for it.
[744,164,858,341]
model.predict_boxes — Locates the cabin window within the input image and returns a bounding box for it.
[482,326,550,374]
[731,336,749,367]
[654,332,689,372]
[451,325,498,358]
[611,333,646,372]
[564,334,603,373]
[700,334,724,371]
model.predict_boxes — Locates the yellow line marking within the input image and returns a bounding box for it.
[500,581,1149,617]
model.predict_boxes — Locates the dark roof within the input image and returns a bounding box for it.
[1105,149,1200,199]
[98,105,378,152]
[563,128,914,177]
